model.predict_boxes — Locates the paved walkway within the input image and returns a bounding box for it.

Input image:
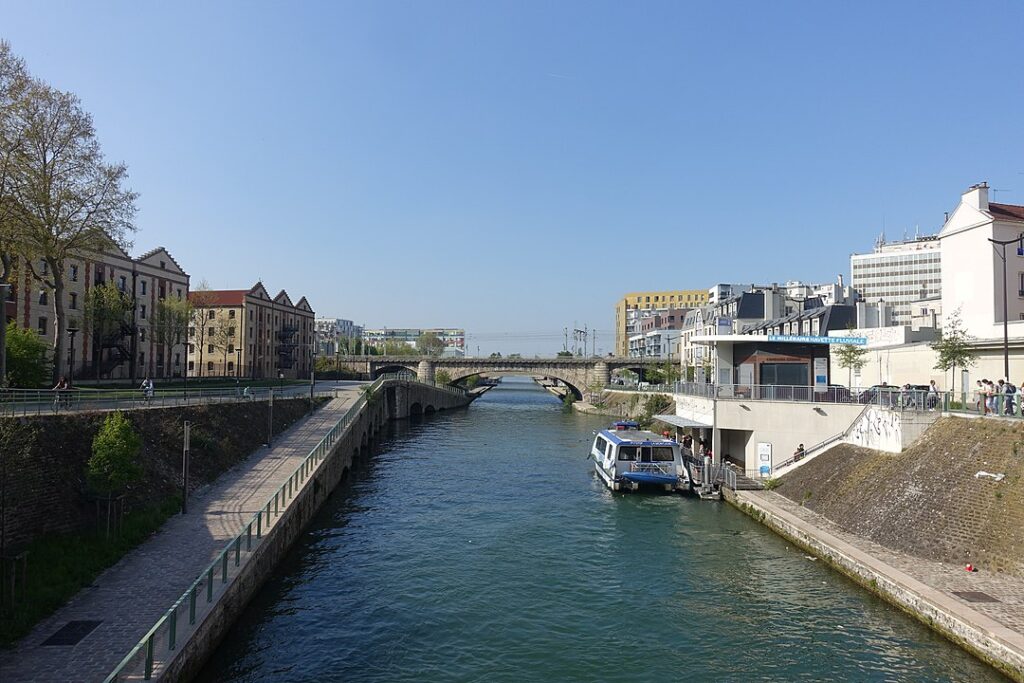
[0,385,365,683]
[738,490,1024,677]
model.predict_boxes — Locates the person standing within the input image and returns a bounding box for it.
[927,380,939,410]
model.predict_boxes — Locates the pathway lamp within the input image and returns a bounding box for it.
[67,326,79,387]
[988,234,1023,381]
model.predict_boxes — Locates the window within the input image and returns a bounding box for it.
[188,343,195,353]
[227,344,234,354]
[174,353,181,366]
[1019,272,1024,297]
[140,304,146,319]
[38,290,47,305]
[227,361,234,372]
[119,275,127,291]
[37,317,47,335]
[229,309,236,319]
[69,264,78,282]
[208,327,214,336]
[176,289,182,299]
[40,260,48,275]
[141,280,147,295]
[207,361,213,371]
[160,260,166,269]
[188,360,195,370]
[228,327,235,336]
[594,436,609,457]
[208,344,215,353]
[617,446,637,461]
[140,329,146,342]
[139,352,145,364]
[159,285,165,299]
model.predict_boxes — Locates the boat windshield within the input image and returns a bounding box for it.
[617,446,637,461]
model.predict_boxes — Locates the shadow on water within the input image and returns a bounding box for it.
[197,377,1009,683]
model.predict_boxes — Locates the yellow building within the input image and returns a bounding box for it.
[614,289,708,356]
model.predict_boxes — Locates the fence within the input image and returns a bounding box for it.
[101,372,449,681]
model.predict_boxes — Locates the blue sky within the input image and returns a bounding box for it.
[2,1,1023,354]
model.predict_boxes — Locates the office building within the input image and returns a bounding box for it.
[851,233,941,326]
[614,289,708,356]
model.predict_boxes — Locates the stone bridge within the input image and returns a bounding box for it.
[335,356,668,398]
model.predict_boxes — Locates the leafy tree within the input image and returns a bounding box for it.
[3,321,50,386]
[931,308,976,400]
[151,296,191,379]
[83,281,134,377]
[489,352,502,359]
[834,341,869,387]
[87,411,142,536]
[556,350,573,357]
[5,78,137,382]
[434,369,452,385]
[0,41,31,287]
[416,331,445,357]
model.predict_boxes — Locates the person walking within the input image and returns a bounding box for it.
[1004,379,1017,415]
[927,380,939,410]
[140,376,154,404]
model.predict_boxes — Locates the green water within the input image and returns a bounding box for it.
[197,378,1006,682]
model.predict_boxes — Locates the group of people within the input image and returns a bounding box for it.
[975,378,1018,416]
[876,380,942,410]
[680,434,713,459]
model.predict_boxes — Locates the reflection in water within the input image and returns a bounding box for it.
[198,377,1005,683]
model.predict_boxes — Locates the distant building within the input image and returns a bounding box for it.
[614,289,708,356]
[628,328,681,359]
[851,233,941,327]
[315,317,363,356]
[188,282,314,379]
[363,327,465,356]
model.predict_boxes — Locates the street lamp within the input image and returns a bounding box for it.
[988,234,1022,381]
[67,326,79,386]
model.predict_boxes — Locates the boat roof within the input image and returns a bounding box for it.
[600,429,676,446]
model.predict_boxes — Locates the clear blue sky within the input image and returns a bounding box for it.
[3,1,1023,354]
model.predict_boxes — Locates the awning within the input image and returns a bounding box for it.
[652,414,711,429]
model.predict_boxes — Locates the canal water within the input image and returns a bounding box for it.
[198,378,1005,682]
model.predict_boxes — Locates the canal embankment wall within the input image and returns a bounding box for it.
[724,415,1024,681]
[0,397,319,550]
[163,381,470,682]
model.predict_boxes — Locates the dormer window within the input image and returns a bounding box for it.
[160,261,166,269]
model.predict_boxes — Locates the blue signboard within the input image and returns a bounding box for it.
[767,334,867,346]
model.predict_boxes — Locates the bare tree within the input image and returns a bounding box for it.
[6,80,137,381]
[188,282,215,378]
[152,295,191,379]
[209,310,235,376]
[83,281,133,379]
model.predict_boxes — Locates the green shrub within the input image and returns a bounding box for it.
[87,412,142,497]
[4,321,51,387]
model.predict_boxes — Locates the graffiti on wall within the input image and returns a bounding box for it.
[847,407,903,453]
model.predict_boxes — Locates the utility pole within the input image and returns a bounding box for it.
[182,421,191,513]
[563,327,569,354]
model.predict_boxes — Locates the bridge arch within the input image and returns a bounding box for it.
[446,368,584,400]
[371,363,417,379]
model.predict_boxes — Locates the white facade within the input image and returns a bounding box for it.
[628,329,681,359]
[315,317,362,356]
[851,234,941,326]
[708,284,747,305]
[939,182,1024,341]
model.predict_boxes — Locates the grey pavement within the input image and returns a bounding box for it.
[0,384,365,683]
[739,490,1024,670]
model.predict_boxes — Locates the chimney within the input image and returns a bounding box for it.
[963,181,990,212]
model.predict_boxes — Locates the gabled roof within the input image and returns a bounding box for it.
[136,246,188,275]
[273,289,294,307]
[990,202,1024,224]
[248,281,271,300]
[295,296,314,313]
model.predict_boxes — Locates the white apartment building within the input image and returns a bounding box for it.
[850,234,941,326]
[940,182,1024,340]
[629,329,681,359]
[315,317,362,356]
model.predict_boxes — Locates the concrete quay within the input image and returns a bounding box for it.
[726,488,1024,682]
[0,379,470,683]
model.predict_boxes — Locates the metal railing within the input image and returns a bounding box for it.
[102,372,457,682]
[0,384,338,418]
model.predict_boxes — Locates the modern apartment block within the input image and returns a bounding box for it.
[614,289,708,356]
[851,233,941,326]
[315,317,363,356]
[187,282,315,379]
[7,245,190,380]
[362,327,466,356]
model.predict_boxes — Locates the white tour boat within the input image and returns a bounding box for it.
[590,421,690,493]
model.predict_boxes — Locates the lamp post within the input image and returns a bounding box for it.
[0,282,9,387]
[988,235,1022,381]
[67,326,79,387]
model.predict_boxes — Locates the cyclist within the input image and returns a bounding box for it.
[140,377,155,404]
[53,376,70,410]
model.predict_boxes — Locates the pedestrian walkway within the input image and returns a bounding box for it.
[737,489,1024,678]
[0,386,364,683]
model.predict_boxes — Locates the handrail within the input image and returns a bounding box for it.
[102,372,459,682]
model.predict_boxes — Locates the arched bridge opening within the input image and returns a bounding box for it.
[372,364,418,380]
[448,370,584,400]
